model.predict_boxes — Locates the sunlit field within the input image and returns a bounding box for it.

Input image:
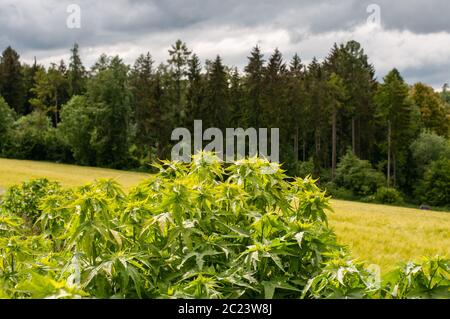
[329,200,450,273]
[1,157,449,274]
[0,158,149,192]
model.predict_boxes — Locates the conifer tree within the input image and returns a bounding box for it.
[68,43,87,96]
[244,46,265,128]
[130,53,155,160]
[375,69,414,187]
[0,46,24,114]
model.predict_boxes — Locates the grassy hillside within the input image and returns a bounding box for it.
[1,157,449,274]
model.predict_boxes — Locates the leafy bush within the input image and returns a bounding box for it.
[375,187,404,205]
[417,159,450,206]
[58,96,97,166]
[5,111,57,161]
[302,255,380,299]
[323,182,357,201]
[0,154,448,299]
[2,178,61,223]
[410,132,450,177]
[335,151,385,197]
[294,159,315,178]
[383,256,449,299]
[0,96,15,154]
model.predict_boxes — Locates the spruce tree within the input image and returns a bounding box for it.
[0,46,24,114]
[204,55,229,129]
[130,53,155,160]
[375,69,414,187]
[244,46,265,128]
[68,43,86,96]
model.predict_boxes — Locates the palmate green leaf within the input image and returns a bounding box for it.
[178,250,223,271]
[15,272,87,299]
[262,279,301,299]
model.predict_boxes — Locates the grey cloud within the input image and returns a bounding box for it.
[2,0,450,52]
[0,0,449,88]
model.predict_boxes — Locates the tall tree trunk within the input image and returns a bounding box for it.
[387,120,391,187]
[302,140,306,162]
[357,117,361,158]
[352,117,356,154]
[294,126,299,162]
[315,130,321,157]
[393,152,397,188]
[315,129,321,177]
[332,108,337,180]
[54,88,59,127]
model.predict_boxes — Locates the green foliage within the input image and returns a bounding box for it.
[417,159,450,206]
[58,96,96,165]
[0,96,15,153]
[335,151,385,197]
[375,187,404,205]
[0,155,448,299]
[302,255,380,299]
[1,41,450,204]
[383,256,449,299]
[411,83,449,137]
[29,62,69,126]
[294,159,315,178]
[0,46,24,114]
[87,56,132,168]
[2,178,61,223]
[410,132,450,177]
[5,111,69,161]
[323,183,358,201]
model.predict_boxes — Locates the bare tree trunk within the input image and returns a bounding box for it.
[352,117,356,154]
[315,130,321,157]
[387,120,391,187]
[332,108,337,180]
[393,152,397,188]
[302,140,306,162]
[54,88,59,127]
[294,127,299,162]
[357,117,361,158]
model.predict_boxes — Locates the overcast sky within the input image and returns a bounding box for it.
[1,0,449,89]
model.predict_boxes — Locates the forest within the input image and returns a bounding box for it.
[0,40,449,207]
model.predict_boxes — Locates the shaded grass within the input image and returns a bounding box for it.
[1,157,449,274]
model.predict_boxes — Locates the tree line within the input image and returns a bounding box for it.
[0,40,449,205]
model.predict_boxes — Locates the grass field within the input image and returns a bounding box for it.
[1,157,449,274]
[0,158,149,192]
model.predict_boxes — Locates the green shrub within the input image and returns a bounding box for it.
[323,182,357,201]
[0,96,15,154]
[417,159,450,206]
[375,187,404,205]
[294,159,315,178]
[0,154,448,299]
[410,132,450,177]
[58,96,97,165]
[335,150,385,197]
[2,178,61,223]
[6,111,51,160]
[383,256,449,299]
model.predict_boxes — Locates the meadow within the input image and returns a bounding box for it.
[1,157,449,275]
